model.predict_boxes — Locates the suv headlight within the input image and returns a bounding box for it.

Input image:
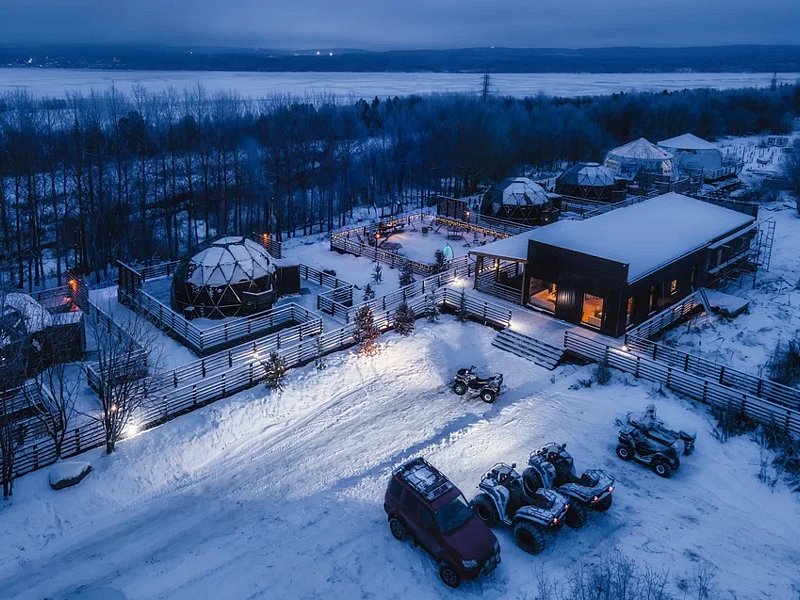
[462,559,478,569]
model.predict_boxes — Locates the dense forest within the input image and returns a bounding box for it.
[0,83,798,289]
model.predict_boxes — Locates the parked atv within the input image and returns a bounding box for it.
[471,463,569,554]
[525,443,615,528]
[616,425,682,477]
[453,366,503,403]
[626,404,696,456]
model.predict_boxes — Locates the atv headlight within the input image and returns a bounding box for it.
[462,559,479,569]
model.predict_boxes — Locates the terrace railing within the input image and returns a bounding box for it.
[4,283,507,482]
[625,292,704,341]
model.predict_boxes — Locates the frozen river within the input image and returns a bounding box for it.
[0,68,797,100]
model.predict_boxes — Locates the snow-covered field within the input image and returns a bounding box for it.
[2,69,798,100]
[1,319,798,599]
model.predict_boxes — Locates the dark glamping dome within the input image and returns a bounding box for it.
[171,236,278,319]
[555,162,618,202]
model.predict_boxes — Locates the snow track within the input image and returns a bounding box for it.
[1,321,799,599]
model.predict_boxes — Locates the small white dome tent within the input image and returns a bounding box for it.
[604,138,674,180]
[555,162,618,201]
[657,133,723,175]
[482,177,558,225]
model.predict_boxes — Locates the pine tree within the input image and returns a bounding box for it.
[262,351,287,391]
[399,262,415,287]
[394,302,416,336]
[425,291,440,322]
[371,262,383,284]
[353,305,380,355]
[363,283,376,302]
[433,249,448,274]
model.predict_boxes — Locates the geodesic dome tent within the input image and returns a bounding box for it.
[171,236,278,319]
[1,292,55,379]
[604,138,674,181]
[555,162,618,201]
[657,133,723,175]
[482,177,558,224]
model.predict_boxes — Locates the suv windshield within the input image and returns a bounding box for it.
[434,494,474,535]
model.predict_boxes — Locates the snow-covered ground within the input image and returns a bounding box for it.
[2,69,797,100]
[1,319,798,599]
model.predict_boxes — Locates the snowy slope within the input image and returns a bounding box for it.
[0,319,798,599]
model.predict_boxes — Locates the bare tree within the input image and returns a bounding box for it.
[23,353,80,461]
[87,307,160,453]
[0,391,26,498]
[783,140,800,216]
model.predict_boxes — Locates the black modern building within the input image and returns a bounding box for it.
[470,193,757,338]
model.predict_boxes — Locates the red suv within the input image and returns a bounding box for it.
[384,457,501,587]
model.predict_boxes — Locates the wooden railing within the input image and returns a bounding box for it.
[4,285,510,482]
[564,331,800,437]
[626,292,703,341]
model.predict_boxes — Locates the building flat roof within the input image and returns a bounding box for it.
[473,193,755,283]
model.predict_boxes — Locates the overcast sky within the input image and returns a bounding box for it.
[2,0,799,49]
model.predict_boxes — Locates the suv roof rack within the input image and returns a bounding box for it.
[394,457,454,502]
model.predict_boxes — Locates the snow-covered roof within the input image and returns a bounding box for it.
[1,293,53,334]
[528,193,755,283]
[557,162,616,188]
[658,133,718,151]
[487,177,549,207]
[184,237,276,287]
[607,138,673,161]
[469,233,532,262]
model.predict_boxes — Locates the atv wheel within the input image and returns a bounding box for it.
[480,390,496,404]
[513,520,545,554]
[651,459,672,478]
[453,382,467,396]
[615,444,634,461]
[388,516,407,541]
[593,494,613,512]
[522,467,543,496]
[439,564,461,588]
[565,503,588,529]
[471,493,499,527]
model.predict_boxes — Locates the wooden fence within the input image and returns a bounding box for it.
[564,331,800,437]
[4,287,511,482]
[626,292,703,341]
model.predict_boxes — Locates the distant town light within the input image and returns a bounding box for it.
[329,52,334,57]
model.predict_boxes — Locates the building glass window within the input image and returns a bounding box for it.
[581,293,604,328]
[669,279,678,295]
[528,278,557,313]
[626,296,635,328]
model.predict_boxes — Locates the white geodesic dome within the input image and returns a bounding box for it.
[658,133,723,174]
[487,177,549,211]
[171,236,278,318]
[604,138,674,180]
[0,293,53,348]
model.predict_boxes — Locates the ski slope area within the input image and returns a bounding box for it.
[0,320,798,599]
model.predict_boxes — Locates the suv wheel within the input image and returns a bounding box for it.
[615,444,633,461]
[513,520,545,554]
[651,458,672,478]
[480,390,496,403]
[439,563,461,588]
[471,493,499,527]
[388,516,407,541]
[453,382,467,395]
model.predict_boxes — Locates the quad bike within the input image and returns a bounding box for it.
[616,425,682,478]
[525,442,615,528]
[470,462,569,554]
[453,366,503,404]
[626,404,696,456]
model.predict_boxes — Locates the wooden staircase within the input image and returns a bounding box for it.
[491,328,565,370]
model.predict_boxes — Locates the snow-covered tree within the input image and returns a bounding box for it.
[399,262,415,287]
[433,249,448,274]
[261,351,288,391]
[353,305,380,355]
[394,302,416,336]
[425,291,440,322]
[457,288,470,322]
[362,283,376,302]
[371,262,383,284]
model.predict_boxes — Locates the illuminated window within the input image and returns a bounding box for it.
[626,297,635,327]
[528,278,557,313]
[581,293,604,329]
[669,279,678,295]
